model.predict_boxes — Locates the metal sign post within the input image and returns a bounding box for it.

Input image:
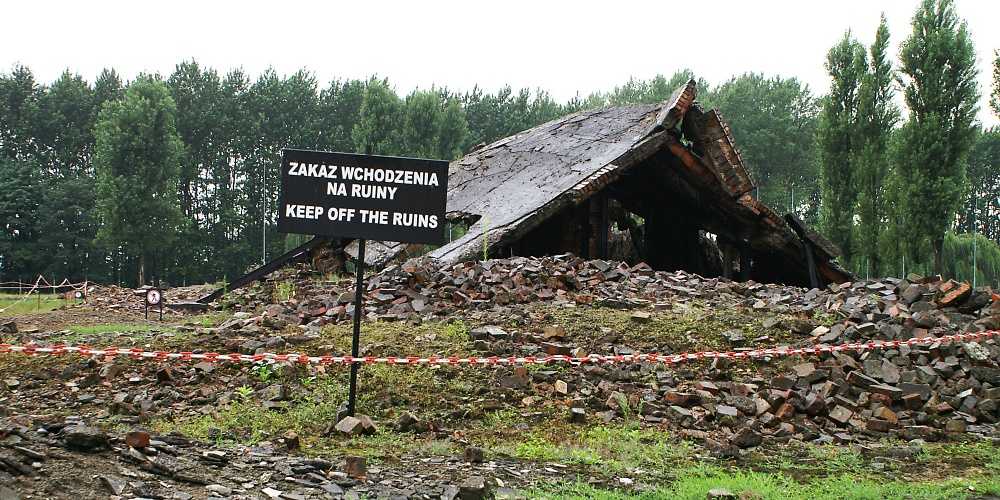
[276,149,449,417]
[347,239,366,416]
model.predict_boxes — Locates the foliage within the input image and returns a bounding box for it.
[956,128,1000,243]
[992,49,999,117]
[895,0,979,274]
[93,75,184,285]
[855,17,900,277]
[941,231,1000,287]
[701,73,820,221]
[817,31,867,262]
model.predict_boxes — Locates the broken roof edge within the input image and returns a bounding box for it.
[335,80,851,286]
[427,82,701,266]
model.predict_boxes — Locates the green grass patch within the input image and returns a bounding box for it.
[485,420,693,475]
[538,302,801,353]
[529,464,1000,499]
[0,293,72,316]
[66,323,171,335]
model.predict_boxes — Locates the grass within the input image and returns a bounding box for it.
[0,292,72,316]
[529,464,1000,499]
[487,421,692,475]
[538,302,803,354]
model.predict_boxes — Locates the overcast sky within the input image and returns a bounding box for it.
[3,0,998,125]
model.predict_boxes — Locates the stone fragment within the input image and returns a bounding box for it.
[775,403,795,420]
[944,420,967,433]
[282,430,300,451]
[866,418,893,433]
[345,455,367,479]
[732,427,762,449]
[962,342,990,362]
[664,391,699,407]
[125,430,151,449]
[569,407,586,423]
[459,476,490,500]
[554,379,569,395]
[829,405,853,424]
[62,425,109,452]
[99,475,126,495]
[938,281,971,307]
[357,414,378,435]
[334,416,363,436]
[707,488,738,499]
[464,446,485,463]
[205,484,232,496]
[630,311,652,323]
[542,325,566,339]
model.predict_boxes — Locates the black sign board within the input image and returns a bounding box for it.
[276,148,450,417]
[277,149,449,245]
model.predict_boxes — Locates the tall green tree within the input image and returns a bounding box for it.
[0,158,42,281]
[855,17,900,276]
[352,78,401,155]
[0,65,40,161]
[437,97,469,160]
[817,32,867,263]
[991,50,999,117]
[93,76,184,285]
[896,0,979,274]
[702,74,820,220]
[317,78,365,152]
[958,128,1000,243]
[400,89,444,158]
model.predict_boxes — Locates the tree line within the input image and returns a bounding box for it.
[817,0,1000,286]
[0,0,997,287]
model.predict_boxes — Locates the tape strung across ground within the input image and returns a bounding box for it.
[0,330,996,367]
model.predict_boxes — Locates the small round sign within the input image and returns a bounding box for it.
[146,289,162,306]
[74,291,83,299]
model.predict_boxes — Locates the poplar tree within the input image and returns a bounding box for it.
[896,0,979,274]
[992,50,999,117]
[855,16,899,276]
[817,32,866,263]
[93,76,184,285]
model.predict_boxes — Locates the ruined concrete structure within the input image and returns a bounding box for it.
[200,81,849,303]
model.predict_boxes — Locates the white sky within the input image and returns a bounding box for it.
[3,0,998,125]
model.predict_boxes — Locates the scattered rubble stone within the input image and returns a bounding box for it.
[345,456,367,479]
[459,476,490,500]
[464,446,485,463]
[61,425,109,452]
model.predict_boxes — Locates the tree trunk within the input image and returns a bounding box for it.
[138,254,146,287]
[932,236,944,276]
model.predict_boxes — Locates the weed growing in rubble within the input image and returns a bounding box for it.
[481,217,490,260]
[235,385,253,401]
[483,409,519,429]
[251,363,278,383]
[274,280,295,302]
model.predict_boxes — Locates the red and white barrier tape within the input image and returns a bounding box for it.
[0,331,996,367]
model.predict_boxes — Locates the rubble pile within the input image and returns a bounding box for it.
[214,255,1000,446]
[85,284,212,314]
[224,255,998,340]
[0,417,541,499]
[3,255,1000,497]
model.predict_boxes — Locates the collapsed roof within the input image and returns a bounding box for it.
[347,80,847,286]
[200,81,849,304]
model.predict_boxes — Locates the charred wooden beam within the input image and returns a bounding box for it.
[197,236,329,303]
